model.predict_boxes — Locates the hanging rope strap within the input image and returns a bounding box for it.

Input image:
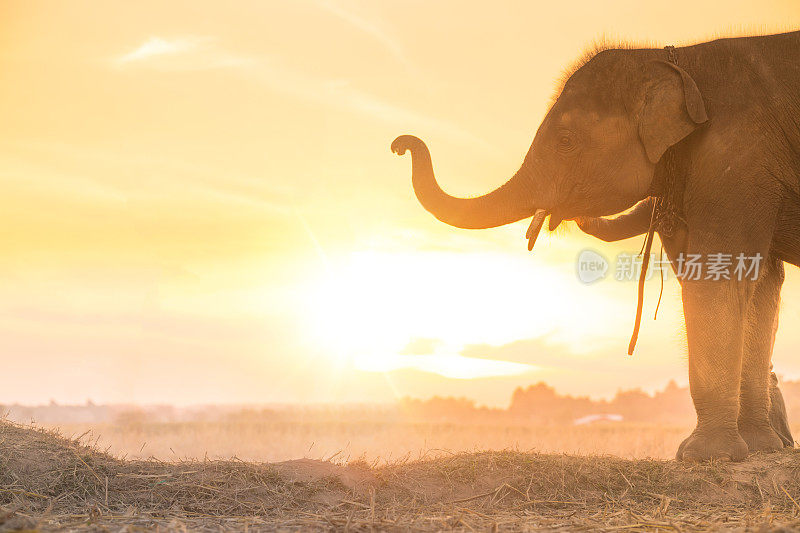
[627,44,683,356]
[654,243,665,320]
[628,200,658,355]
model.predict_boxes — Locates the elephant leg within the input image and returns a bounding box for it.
[676,278,749,462]
[769,371,794,447]
[738,257,786,452]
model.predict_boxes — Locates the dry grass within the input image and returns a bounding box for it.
[4,420,800,531]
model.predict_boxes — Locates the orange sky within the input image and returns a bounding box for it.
[1,1,799,406]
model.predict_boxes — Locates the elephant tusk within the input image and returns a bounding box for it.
[526,209,547,251]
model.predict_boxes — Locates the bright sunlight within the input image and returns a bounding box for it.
[303,249,618,379]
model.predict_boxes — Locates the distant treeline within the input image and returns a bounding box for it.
[400,379,800,424]
[5,378,800,425]
[508,380,694,424]
[399,381,691,424]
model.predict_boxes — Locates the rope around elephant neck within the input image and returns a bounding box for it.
[627,202,657,355]
[627,45,680,356]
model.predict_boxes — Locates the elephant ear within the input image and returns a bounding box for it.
[637,60,708,163]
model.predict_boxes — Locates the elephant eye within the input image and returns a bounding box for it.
[557,134,574,152]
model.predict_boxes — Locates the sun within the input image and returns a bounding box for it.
[301,249,603,379]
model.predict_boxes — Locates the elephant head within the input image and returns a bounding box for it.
[392,49,708,243]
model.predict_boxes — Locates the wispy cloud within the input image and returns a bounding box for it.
[114,36,252,70]
[116,37,203,64]
[247,63,489,148]
[318,78,488,147]
[113,37,487,148]
[315,0,408,66]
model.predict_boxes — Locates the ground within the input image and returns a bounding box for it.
[3,421,800,531]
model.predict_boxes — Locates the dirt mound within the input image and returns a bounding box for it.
[272,458,377,490]
[3,420,800,531]
[0,421,342,531]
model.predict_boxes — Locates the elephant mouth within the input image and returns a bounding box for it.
[526,210,567,251]
[549,182,581,228]
[525,182,578,250]
[548,211,566,231]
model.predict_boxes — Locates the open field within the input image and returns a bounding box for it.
[47,420,699,464]
[4,420,800,531]
[36,417,800,463]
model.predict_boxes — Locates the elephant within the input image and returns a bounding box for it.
[392,31,800,461]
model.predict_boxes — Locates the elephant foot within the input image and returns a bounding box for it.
[770,417,795,448]
[676,430,748,462]
[739,424,785,453]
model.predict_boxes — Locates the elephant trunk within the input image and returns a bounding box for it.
[391,135,541,229]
